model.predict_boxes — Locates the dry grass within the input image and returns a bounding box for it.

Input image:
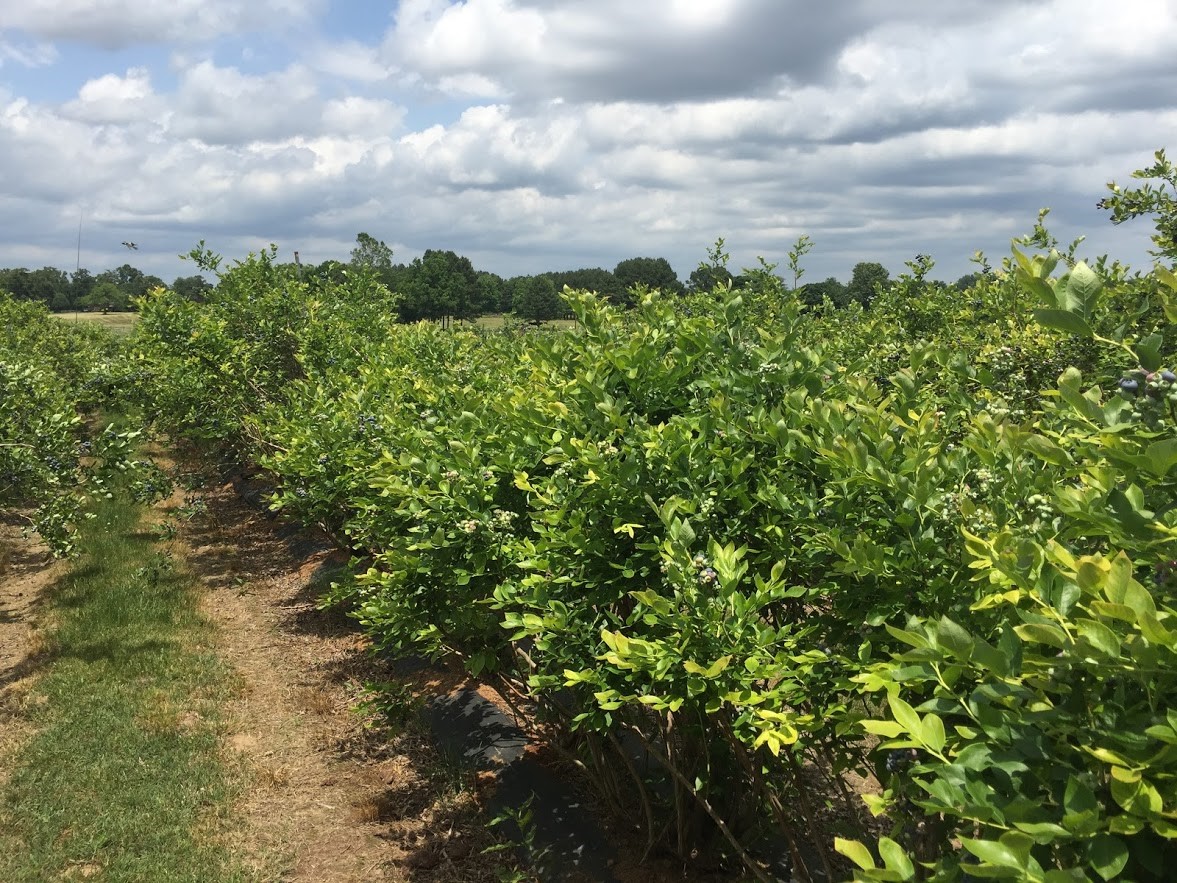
[52,311,139,337]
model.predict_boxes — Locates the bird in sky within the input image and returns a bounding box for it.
[122,241,138,250]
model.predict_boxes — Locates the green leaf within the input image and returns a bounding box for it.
[1077,619,1122,658]
[1034,308,1093,337]
[887,694,923,739]
[1065,261,1103,316]
[1158,264,1177,293]
[921,713,946,754]
[1135,333,1164,372]
[1022,434,1070,465]
[1088,834,1129,881]
[1108,487,1155,537]
[1145,438,1177,476]
[705,655,732,678]
[936,616,975,660]
[861,720,906,739]
[878,837,915,879]
[1058,367,1105,424]
[960,837,1025,870]
[835,838,877,871]
[1014,622,1068,648]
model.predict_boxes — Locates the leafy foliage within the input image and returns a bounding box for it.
[0,293,162,554]
[129,158,1177,881]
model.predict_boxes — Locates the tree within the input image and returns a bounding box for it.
[399,250,480,322]
[614,257,683,297]
[474,271,507,314]
[545,267,625,303]
[70,269,95,308]
[350,232,394,272]
[798,276,848,309]
[98,264,158,301]
[846,262,890,308]
[953,273,981,291]
[687,264,734,293]
[172,274,214,302]
[512,275,564,320]
[80,280,129,311]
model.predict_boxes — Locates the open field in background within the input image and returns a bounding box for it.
[53,311,139,337]
[50,312,575,338]
[472,313,577,330]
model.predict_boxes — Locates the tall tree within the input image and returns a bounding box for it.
[798,276,848,309]
[69,268,95,308]
[80,280,130,311]
[546,267,624,303]
[349,232,394,272]
[846,262,890,308]
[172,274,214,302]
[474,271,507,314]
[687,264,734,294]
[399,249,480,322]
[614,256,683,297]
[512,275,564,320]
[98,264,160,301]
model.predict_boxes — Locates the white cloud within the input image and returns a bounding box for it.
[62,68,161,125]
[0,0,326,48]
[168,61,321,144]
[0,1,1175,283]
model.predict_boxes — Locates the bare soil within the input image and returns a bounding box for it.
[0,518,64,793]
[171,475,517,882]
[0,488,515,883]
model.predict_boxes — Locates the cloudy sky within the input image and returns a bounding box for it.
[1,0,1176,286]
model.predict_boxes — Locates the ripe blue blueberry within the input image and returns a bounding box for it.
[885,748,919,773]
[1163,371,1177,383]
[1119,378,1139,395]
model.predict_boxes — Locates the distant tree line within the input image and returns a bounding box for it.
[0,231,983,321]
[0,264,211,312]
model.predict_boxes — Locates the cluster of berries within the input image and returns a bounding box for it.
[692,552,718,587]
[444,469,459,481]
[317,454,330,465]
[460,518,479,534]
[984,401,1028,422]
[1118,369,1177,426]
[885,748,920,774]
[356,414,382,434]
[1025,493,1055,523]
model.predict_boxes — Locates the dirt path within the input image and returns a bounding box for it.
[0,522,64,792]
[173,476,511,882]
[0,487,512,883]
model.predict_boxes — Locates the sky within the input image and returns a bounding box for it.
[1,0,1176,286]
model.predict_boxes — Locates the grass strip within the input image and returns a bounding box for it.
[0,489,254,882]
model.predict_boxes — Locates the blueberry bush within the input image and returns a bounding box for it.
[128,158,1177,881]
[0,292,163,555]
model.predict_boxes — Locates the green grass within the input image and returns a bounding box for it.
[0,490,255,882]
